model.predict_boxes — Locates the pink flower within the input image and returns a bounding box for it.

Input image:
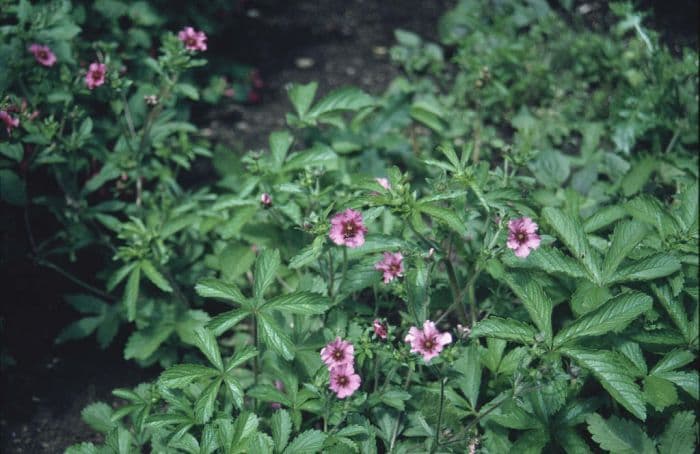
[85,62,107,90]
[329,208,368,248]
[28,44,56,67]
[0,111,20,135]
[320,337,354,369]
[260,192,272,207]
[405,320,452,363]
[328,363,361,399]
[178,26,207,51]
[375,177,390,190]
[373,319,387,339]
[271,379,285,409]
[374,252,404,283]
[507,217,541,258]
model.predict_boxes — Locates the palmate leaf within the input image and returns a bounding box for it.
[271,410,292,453]
[542,207,601,284]
[254,249,281,299]
[123,265,141,322]
[159,364,218,388]
[608,253,681,284]
[471,317,538,344]
[553,291,652,347]
[658,411,697,454]
[193,327,223,371]
[586,413,656,454]
[417,202,468,236]
[563,349,646,420]
[282,429,327,454]
[504,246,587,279]
[287,82,317,118]
[258,314,295,360]
[602,220,649,276]
[195,278,247,305]
[194,378,222,424]
[207,309,249,336]
[502,273,552,343]
[262,292,330,315]
[652,284,691,342]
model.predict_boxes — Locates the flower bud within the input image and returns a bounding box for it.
[260,192,272,207]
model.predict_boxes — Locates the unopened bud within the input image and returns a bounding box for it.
[260,192,272,207]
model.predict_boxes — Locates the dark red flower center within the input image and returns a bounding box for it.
[37,50,47,59]
[423,339,435,350]
[186,37,197,46]
[516,232,525,241]
[343,222,357,239]
[333,349,343,360]
[337,375,348,386]
[92,70,103,80]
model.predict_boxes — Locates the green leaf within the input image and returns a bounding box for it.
[194,378,222,424]
[289,236,325,269]
[410,96,447,133]
[652,284,690,341]
[511,429,549,454]
[554,291,652,347]
[621,156,656,197]
[529,150,570,188]
[123,266,141,322]
[271,410,292,453]
[176,83,199,100]
[471,317,537,344]
[556,428,593,454]
[571,281,612,316]
[654,371,699,399]
[584,205,628,233]
[609,253,681,284]
[0,143,23,161]
[307,87,374,120]
[140,260,173,292]
[288,82,318,118]
[254,249,281,299]
[452,344,481,408]
[417,203,468,236]
[283,429,326,454]
[602,220,649,276]
[0,169,26,205]
[124,325,173,360]
[247,385,292,407]
[405,257,429,323]
[658,411,697,454]
[543,207,601,283]
[81,402,115,433]
[207,309,249,336]
[270,130,294,170]
[193,327,223,370]
[502,274,552,343]
[223,375,245,409]
[65,442,97,454]
[586,413,656,454]
[625,195,680,238]
[380,389,412,411]
[673,180,698,232]
[563,349,646,420]
[505,246,587,279]
[263,292,330,315]
[643,375,678,411]
[258,315,294,360]
[650,349,696,375]
[488,400,541,430]
[227,345,258,371]
[195,278,247,305]
[159,364,218,388]
[55,316,102,343]
[107,262,139,292]
[282,143,337,172]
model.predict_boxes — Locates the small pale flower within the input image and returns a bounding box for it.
[28,44,56,67]
[507,217,541,258]
[85,62,107,90]
[320,337,354,369]
[260,192,272,207]
[375,177,390,190]
[329,208,368,248]
[328,363,361,399]
[178,26,207,51]
[0,111,20,135]
[270,379,285,409]
[405,320,452,363]
[373,319,388,339]
[374,252,404,283]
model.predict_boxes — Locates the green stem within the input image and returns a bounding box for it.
[338,247,348,295]
[37,258,115,302]
[327,250,335,299]
[431,377,447,454]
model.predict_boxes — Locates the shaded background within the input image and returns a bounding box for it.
[1,0,697,451]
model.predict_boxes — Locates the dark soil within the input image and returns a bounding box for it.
[1,0,695,452]
[0,1,450,452]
